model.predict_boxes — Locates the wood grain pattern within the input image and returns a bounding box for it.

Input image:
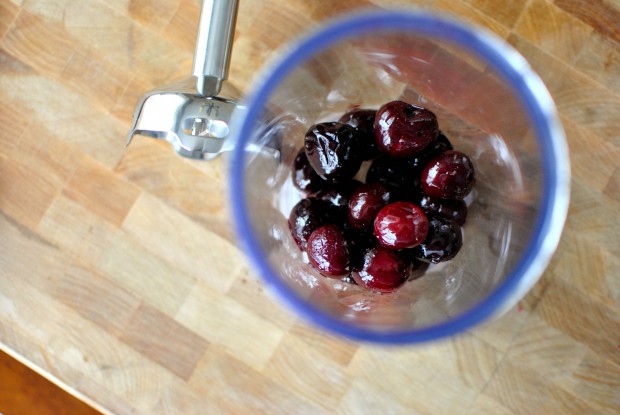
[1,0,619,414]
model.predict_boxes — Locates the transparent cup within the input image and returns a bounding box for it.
[229,10,570,343]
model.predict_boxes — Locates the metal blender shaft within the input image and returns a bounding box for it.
[193,0,239,97]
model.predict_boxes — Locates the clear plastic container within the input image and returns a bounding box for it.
[229,10,570,343]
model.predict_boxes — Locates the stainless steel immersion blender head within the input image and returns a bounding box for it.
[126,0,240,160]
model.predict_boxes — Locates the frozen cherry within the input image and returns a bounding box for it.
[304,122,363,182]
[374,201,429,250]
[414,214,463,264]
[374,101,439,158]
[366,154,422,198]
[351,246,411,293]
[348,182,393,231]
[346,230,377,272]
[315,180,362,209]
[409,131,453,170]
[292,148,327,193]
[338,109,380,160]
[307,225,350,277]
[421,150,475,200]
[419,195,468,226]
[288,198,337,250]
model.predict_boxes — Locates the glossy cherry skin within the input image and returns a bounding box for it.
[348,182,393,231]
[292,148,327,193]
[304,122,363,182]
[314,180,362,224]
[315,180,362,209]
[374,201,429,250]
[307,225,350,277]
[351,246,411,293]
[346,230,377,272]
[374,101,439,158]
[409,131,453,170]
[288,198,338,250]
[338,109,380,160]
[419,195,468,226]
[421,150,475,200]
[413,214,463,264]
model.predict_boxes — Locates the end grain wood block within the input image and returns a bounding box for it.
[434,0,511,38]
[161,0,202,52]
[461,0,529,29]
[0,72,129,168]
[127,0,180,30]
[0,125,82,230]
[175,280,285,371]
[0,212,68,293]
[604,165,620,203]
[188,348,324,414]
[568,351,620,413]
[534,279,620,367]
[0,1,19,38]
[36,194,119,266]
[63,155,141,228]
[96,231,197,316]
[116,138,229,241]
[121,192,246,292]
[2,9,78,75]
[509,34,620,145]
[572,32,620,96]
[51,261,142,337]
[554,0,620,45]
[515,0,593,63]
[60,45,131,111]
[262,332,353,411]
[484,357,605,415]
[119,303,208,381]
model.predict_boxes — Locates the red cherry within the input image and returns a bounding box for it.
[307,225,350,277]
[421,150,475,200]
[374,202,429,250]
[304,122,363,182]
[348,182,393,231]
[338,109,380,160]
[374,101,439,158]
[291,148,328,193]
[351,246,411,292]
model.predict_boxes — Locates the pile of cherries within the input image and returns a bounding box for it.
[288,100,475,293]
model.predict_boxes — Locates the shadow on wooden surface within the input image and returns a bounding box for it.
[0,349,101,415]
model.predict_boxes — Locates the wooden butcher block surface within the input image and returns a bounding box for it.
[1,0,619,413]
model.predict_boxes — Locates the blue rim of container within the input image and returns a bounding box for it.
[229,10,569,344]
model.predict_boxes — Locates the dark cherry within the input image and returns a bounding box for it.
[307,225,350,277]
[413,214,463,264]
[373,201,429,250]
[344,227,378,272]
[304,122,363,182]
[338,109,380,160]
[288,198,338,250]
[374,100,439,158]
[348,182,393,231]
[315,180,363,209]
[292,148,328,193]
[419,195,468,226]
[351,246,411,293]
[340,274,358,285]
[409,131,454,171]
[314,180,362,224]
[421,150,475,200]
[366,154,422,195]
